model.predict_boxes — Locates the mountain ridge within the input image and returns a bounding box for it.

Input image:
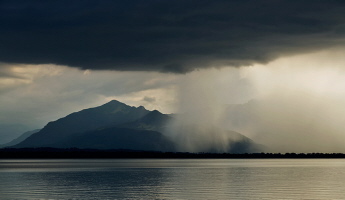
[15,100,150,148]
[12,100,263,153]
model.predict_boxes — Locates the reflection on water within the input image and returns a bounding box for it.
[1,159,345,199]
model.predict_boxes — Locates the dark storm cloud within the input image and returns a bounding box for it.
[1,0,345,73]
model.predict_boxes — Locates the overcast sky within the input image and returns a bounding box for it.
[1,0,345,151]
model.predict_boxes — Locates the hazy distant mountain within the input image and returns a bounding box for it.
[0,129,40,148]
[225,130,264,153]
[0,123,35,144]
[166,121,264,153]
[13,100,263,153]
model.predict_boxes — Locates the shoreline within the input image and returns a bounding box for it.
[1,148,345,159]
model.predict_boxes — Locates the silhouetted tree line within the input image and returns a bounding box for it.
[1,148,345,159]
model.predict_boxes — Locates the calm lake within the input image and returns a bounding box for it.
[1,159,345,199]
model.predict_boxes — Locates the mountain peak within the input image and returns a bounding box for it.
[137,105,146,110]
[98,100,138,112]
[102,100,125,106]
[139,109,169,123]
[102,101,148,112]
[150,110,162,115]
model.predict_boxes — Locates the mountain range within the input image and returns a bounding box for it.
[6,100,263,153]
[0,129,40,148]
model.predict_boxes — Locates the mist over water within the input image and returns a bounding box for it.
[224,93,345,153]
[166,49,345,153]
[164,68,254,152]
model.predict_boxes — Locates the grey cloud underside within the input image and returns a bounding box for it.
[1,0,345,73]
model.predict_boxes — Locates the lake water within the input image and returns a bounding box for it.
[1,159,345,200]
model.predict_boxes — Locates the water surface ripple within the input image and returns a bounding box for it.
[1,159,345,200]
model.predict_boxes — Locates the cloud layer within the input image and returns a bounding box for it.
[0,64,179,142]
[1,0,345,73]
[2,49,345,152]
